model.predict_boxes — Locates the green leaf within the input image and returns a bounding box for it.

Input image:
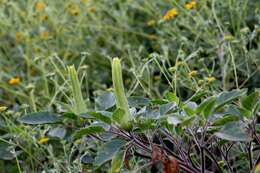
[237,107,251,118]
[241,92,259,110]
[196,97,216,119]
[87,112,112,124]
[73,126,105,140]
[214,122,249,141]
[0,143,22,160]
[212,115,240,126]
[112,108,125,125]
[189,90,209,102]
[94,139,127,167]
[128,96,150,107]
[19,112,61,124]
[49,128,66,139]
[95,91,115,110]
[216,89,247,108]
[165,92,179,104]
[109,150,125,173]
[203,98,217,119]
[160,103,176,115]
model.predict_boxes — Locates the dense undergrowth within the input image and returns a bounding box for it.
[0,0,260,172]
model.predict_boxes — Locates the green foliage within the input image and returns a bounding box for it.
[0,0,260,172]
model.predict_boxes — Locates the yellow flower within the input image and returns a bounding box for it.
[198,58,204,62]
[38,137,49,143]
[0,106,7,111]
[71,9,80,15]
[207,77,216,83]
[163,9,178,20]
[66,51,73,57]
[80,0,91,4]
[35,2,46,10]
[256,28,260,32]
[147,20,156,25]
[148,34,157,40]
[40,32,51,39]
[124,79,131,85]
[198,80,204,84]
[15,32,23,40]
[176,61,182,65]
[39,15,48,21]
[26,84,34,89]
[106,88,113,91]
[188,70,197,76]
[223,35,233,39]
[154,75,161,80]
[87,6,96,12]
[8,77,21,84]
[186,1,197,9]
[169,66,177,71]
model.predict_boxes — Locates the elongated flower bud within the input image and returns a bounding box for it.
[112,58,133,130]
[68,65,87,114]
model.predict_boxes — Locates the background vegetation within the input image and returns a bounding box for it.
[0,0,260,172]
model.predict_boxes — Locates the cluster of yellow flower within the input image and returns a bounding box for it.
[162,1,196,21]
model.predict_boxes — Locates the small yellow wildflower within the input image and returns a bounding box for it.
[0,106,7,111]
[35,2,46,10]
[148,35,157,40]
[87,6,96,12]
[40,32,50,39]
[8,77,21,84]
[198,58,204,62]
[223,35,233,40]
[176,61,182,65]
[82,64,89,69]
[26,84,34,89]
[66,51,73,57]
[207,77,216,83]
[124,79,131,85]
[80,0,91,4]
[106,88,113,91]
[163,9,178,20]
[169,66,177,71]
[39,15,48,21]
[16,32,23,40]
[147,20,156,25]
[154,75,161,80]
[71,9,80,15]
[188,70,197,76]
[38,137,49,143]
[186,1,197,9]
[198,80,204,84]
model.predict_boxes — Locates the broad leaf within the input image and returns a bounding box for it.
[49,128,66,139]
[112,108,125,124]
[189,90,209,102]
[216,89,247,108]
[94,139,127,167]
[128,96,150,107]
[109,150,125,173]
[95,91,115,110]
[214,122,249,141]
[196,97,216,119]
[241,91,259,110]
[73,126,105,140]
[87,112,112,124]
[19,112,61,124]
[165,92,179,104]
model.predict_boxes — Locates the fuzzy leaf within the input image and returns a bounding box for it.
[19,112,61,124]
